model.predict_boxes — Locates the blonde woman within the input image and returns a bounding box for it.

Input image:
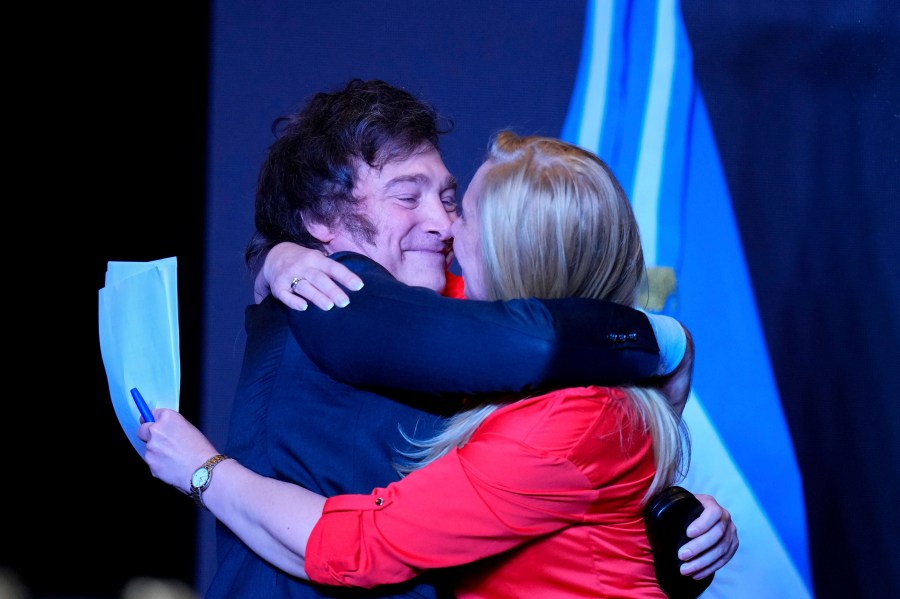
[141,132,730,598]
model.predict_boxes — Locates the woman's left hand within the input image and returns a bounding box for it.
[678,493,739,579]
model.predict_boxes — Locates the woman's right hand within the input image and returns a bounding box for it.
[255,242,364,311]
[138,408,219,494]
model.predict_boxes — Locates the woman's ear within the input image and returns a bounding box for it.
[306,221,335,243]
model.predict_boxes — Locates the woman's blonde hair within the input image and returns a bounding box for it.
[399,131,686,501]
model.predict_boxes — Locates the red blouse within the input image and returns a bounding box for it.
[305,386,665,598]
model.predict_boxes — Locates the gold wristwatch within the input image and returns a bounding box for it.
[189,454,231,509]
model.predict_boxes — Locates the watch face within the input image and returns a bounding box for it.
[192,467,210,489]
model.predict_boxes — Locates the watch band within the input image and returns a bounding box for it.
[190,453,231,509]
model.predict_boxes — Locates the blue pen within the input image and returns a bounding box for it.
[130,387,155,423]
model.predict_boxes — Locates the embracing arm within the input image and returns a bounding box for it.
[138,407,736,585]
[289,253,675,396]
[138,409,321,578]
[306,430,596,588]
[138,407,585,588]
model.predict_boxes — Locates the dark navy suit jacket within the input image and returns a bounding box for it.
[207,253,660,599]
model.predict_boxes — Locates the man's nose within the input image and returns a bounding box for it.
[422,196,455,239]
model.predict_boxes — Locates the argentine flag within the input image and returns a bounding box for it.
[561,1,813,597]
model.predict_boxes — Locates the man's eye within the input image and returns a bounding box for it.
[442,196,457,213]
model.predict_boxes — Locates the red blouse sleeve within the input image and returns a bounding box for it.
[304,434,595,588]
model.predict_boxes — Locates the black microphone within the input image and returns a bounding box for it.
[644,486,715,599]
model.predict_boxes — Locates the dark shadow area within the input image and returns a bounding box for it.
[6,3,211,598]
[683,2,900,597]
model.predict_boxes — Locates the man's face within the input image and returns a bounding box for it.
[450,159,489,299]
[324,146,457,292]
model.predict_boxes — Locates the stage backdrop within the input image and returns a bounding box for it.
[204,2,898,598]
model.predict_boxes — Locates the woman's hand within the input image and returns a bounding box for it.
[679,493,739,579]
[137,408,219,494]
[255,242,364,311]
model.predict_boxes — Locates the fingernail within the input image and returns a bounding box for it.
[324,303,334,311]
[678,548,691,561]
[299,303,308,311]
[336,298,350,308]
[351,280,364,291]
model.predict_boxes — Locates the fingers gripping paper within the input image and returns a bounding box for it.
[99,257,180,456]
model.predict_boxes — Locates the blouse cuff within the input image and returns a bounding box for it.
[641,312,686,376]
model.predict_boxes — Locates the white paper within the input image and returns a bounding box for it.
[99,257,180,456]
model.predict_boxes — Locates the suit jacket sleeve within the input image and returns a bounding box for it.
[287,252,660,395]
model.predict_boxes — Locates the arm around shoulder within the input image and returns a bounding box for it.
[291,254,667,394]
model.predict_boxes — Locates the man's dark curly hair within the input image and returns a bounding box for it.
[245,78,454,272]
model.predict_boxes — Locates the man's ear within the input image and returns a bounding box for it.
[307,221,335,243]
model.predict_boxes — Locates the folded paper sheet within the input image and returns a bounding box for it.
[99,257,180,456]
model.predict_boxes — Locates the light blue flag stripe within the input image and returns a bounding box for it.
[562,0,613,151]
[631,0,677,263]
[655,14,693,268]
[601,0,657,189]
[562,0,813,595]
